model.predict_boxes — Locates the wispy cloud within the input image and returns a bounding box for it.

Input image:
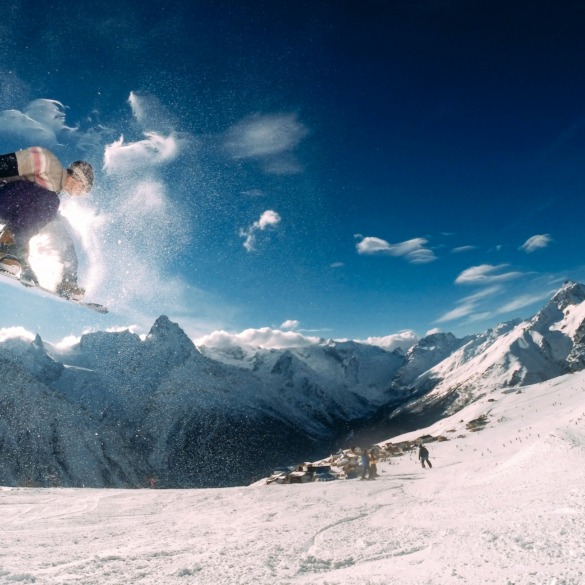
[520,234,552,253]
[355,236,436,264]
[436,303,478,323]
[455,264,524,285]
[224,113,308,175]
[438,268,557,325]
[240,210,282,252]
[439,265,525,323]
[495,290,555,314]
[280,319,299,330]
[241,189,267,198]
[451,245,477,254]
[436,285,503,324]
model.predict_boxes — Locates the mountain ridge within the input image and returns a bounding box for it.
[2,280,585,487]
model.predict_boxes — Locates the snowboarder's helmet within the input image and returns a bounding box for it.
[68,160,94,193]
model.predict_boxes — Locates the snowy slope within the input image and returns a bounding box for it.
[1,367,584,584]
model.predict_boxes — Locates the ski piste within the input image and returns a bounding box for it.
[0,265,108,314]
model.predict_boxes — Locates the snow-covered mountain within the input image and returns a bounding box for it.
[2,280,585,488]
[393,281,585,417]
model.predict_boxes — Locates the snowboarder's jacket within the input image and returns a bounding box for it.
[0,181,60,242]
[0,146,68,192]
[418,445,429,459]
[0,147,65,241]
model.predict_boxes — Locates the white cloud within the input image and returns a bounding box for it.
[455,264,523,285]
[53,335,82,351]
[280,320,299,330]
[358,330,419,352]
[24,100,75,136]
[196,327,322,350]
[258,210,280,229]
[520,234,552,253]
[0,326,35,343]
[330,262,345,268]
[240,210,282,252]
[0,108,60,145]
[355,236,437,264]
[0,99,108,151]
[103,132,180,174]
[225,113,308,158]
[224,113,308,175]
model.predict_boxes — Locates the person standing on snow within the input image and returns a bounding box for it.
[368,449,378,478]
[0,146,94,298]
[418,443,432,468]
[360,449,371,480]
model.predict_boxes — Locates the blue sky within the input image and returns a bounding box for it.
[1,0,585,349]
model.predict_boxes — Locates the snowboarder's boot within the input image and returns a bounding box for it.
[0,229,39,286]
[56,280,85,301]
[0,253,39,286]
[0,253,21,275]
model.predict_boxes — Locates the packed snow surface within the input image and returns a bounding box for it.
[2,370,585,584]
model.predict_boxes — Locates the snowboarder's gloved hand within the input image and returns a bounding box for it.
[56,280,85,301]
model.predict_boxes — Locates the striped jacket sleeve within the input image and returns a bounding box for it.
[14,146,68,192]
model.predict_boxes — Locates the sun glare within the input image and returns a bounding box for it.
[29,233,63,290]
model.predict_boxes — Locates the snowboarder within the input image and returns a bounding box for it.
[0,146,94,298]
[418,444,432,468]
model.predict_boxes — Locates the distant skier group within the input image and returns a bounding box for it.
[360,448,379,480]
[359,442,432,480]
[360,443,433,479]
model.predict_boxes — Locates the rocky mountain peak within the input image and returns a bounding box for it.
[147,315,184,338]
[549,280,585,310]
[146,315,201,362]
[530,281,585,331]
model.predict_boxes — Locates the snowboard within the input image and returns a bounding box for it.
[0,265,108,314]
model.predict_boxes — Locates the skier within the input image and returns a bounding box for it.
[418,443,432,468]
[0,146,94,298]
